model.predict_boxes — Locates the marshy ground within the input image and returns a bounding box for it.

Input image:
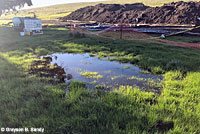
[50,53,162,92]
[0,26,200,133]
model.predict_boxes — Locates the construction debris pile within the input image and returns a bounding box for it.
[61,1,200,25]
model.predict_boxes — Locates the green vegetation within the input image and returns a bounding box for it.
[165,35,200,43]
[140,70,150,74]
[0,26,200,133]
[80,72,103,79]
[0,2,100,21]
[111,75,122,80]
[0,19,12,26]
[123,65,131,69]
[0,4,83,20]
[127,76,145,81]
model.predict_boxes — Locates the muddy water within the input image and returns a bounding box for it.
[50,53,162,92]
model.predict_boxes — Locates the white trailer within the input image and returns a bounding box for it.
[24,19,43,35]
[13,17,43,35]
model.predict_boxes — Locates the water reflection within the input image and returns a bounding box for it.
[50,53,162,92]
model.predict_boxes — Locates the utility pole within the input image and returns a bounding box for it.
[70,22,75,33]
[119,22,123,39]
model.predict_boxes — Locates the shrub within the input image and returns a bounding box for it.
[35,48,50,55]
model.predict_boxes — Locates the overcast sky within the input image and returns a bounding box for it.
[23,0,106,9]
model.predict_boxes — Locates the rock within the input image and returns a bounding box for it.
[66,74,73,80]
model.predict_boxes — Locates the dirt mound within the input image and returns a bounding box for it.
[61,1,200,25]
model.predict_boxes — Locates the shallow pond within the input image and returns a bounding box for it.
[50,53,162,92]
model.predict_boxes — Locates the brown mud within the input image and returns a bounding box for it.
[29,56,72,83]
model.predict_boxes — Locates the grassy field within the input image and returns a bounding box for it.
[164,35,200,43]
[0,2,96,20]
[0,26,200,133]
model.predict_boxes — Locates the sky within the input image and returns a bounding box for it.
[23,0,106,9]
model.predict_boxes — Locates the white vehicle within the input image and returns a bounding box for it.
[196,17,200,26]
[13,17,43,35]
[85,23,101,28]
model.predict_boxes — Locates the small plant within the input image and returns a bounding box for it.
[35,48,50,55]
[123,65,131,69]
[89,53,96,57]
[151,66,165,74]
[111,75,122,80]
[89,80,97,84]
[80,72,103,79]
[127,76,145,81]
[140,70,149,74]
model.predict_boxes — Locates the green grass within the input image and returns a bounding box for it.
[123,65,131,69]
[127,76,145,81]
[67,37,200,74]
[0,2,101,20]
[165,35,200,43]
[0,26,200,133]
[80,72,103,79]
[0,20,12,26]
